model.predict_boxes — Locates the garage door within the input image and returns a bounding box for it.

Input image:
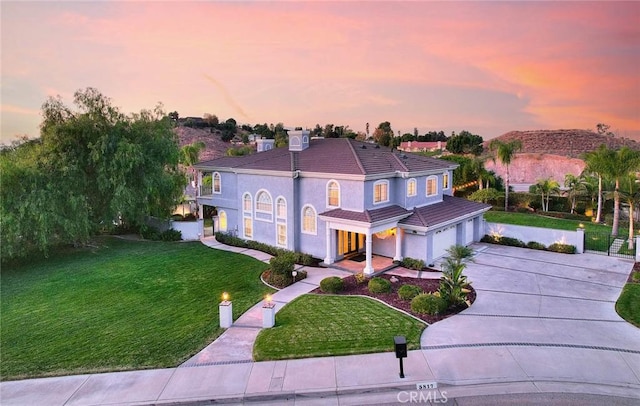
[465,218,475,245]
[433,225,457,259]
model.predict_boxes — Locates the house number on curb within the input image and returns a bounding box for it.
[416,382,438,390]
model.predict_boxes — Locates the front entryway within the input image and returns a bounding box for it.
[338,231,364,256]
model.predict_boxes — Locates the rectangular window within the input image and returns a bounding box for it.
[244,217,253,239]
[427,178,437,196]
[443,173,449,189]
[407,179,416,197]
[213,173,221,193]
[277,224,287,246]
[374,182,388,203]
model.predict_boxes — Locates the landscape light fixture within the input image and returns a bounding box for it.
[222,292,230,302]
[394,336,407,378]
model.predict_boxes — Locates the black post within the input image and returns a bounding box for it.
[394,335,407,379]
[399,357,405,378]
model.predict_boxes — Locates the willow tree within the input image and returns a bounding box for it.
[489,139,522,211]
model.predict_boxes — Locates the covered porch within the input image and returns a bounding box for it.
[330,254,397,275]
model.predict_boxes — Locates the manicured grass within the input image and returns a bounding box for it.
[253,295,426,361]
[484,211,611,233]
[1,237,272,381]
[616,283,640,327]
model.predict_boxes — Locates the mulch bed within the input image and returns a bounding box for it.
[311,274,476,324]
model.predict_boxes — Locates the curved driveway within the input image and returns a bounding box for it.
[421,244,640,389]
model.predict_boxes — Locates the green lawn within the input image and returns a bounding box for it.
[1,237,272,381]
[253,295,426,361]
[616,283,640,327]
[484,211,611,233]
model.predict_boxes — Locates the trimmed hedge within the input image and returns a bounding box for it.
[320,277,344,293]
[410,293,448,315]
[215,232,315,265]
[398,284,423,301]
[368,277,392,294]
[526,241,546,250]
[547,243,576,254]
[401,257,426,270]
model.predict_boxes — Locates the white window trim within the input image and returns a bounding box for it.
[407,178,417,197]
[443,172,450,190]
[255,189,273,222]
[242,192,253,215]
[301,204,318,235]
[327,180,341,208]
[243,217,253,240]
[276,223,287,247]
[213,172,222,194]
[373,180,389,204]
[218,210,228,232]
[276,196,287,220]
[426,176,438,197]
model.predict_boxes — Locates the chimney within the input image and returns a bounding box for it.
[288,130,310,152]
[256,138,275,152]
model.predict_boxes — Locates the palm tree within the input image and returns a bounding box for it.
[531,178,560,212]
[617,174,640,250]
[489,139,522,211]
[564,173,585,214]
[179,141,206,183]
[601,146,640,236]
[582,145,611,223]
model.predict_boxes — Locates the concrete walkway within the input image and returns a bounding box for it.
[2,243,640,405]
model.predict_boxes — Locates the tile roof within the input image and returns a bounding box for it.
[401,195,491,228]
[320,205,412,224]
[195,138,456,175]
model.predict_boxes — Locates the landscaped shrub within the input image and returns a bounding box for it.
[402,257,426,270]
[439,257,472,308]
[216,233,315,265]
[354,272,366,284]
[547,243,576,254]
[269,252,296,276]
[480,234,525,248]
[410,293,448,315]
[320,277,344,293]
[632,271,640,283]
[398,284,423,301]
[215,232,249,248]
[526,241,546,250]
[266,272,291,288]
[445,245,474,261]
[368,277,391,294]
[160,229,182,241]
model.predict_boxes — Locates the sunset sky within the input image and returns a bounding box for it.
[2,1,639,144]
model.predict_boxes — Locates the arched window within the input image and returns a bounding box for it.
[302,205,317,235]
[407,178,417,197]
[327,180,340,207]
[218,210,227,232]
[302,135,309,143]
[276,197,287,219]
[426,176,438,196]
[255,190,273,213]
[243,193,252,213]
[213,172,221,193]
[290,137,301,147]
[373,180,389,204]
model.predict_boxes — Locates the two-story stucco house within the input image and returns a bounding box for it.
[194,131,490,274]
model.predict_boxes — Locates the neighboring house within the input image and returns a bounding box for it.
[194,132,490,274]
[398,141,444,153]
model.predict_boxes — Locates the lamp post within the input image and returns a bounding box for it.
[262,294,276,328]
[219,292,233,328]
[292,270,298,283]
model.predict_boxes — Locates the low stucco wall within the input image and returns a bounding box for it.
[170,219,204,240]
[484,222,583,253]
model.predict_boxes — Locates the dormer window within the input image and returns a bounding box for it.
[374,180,389,204]
[327,180,340,207]
[407,178,417,197]
[426,176,438,197]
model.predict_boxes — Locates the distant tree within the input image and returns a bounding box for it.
[226,146,253,156]
[489,139,522,211]
[373,121,393,147]
[179,141,206,183]
[530,178,560,212]
[564,173,586,214]
[414,127,419,138]
[311,124,323,137]
[616,174,640,249]
[204,113,219,126]
[168,111,179,123]
[468,188,502,204]
[582,145,610,222]
[253,123,274,138]
[241,124,253,132]
[596,123,614,137]
[323,124,336,138]
[446,130,483,155]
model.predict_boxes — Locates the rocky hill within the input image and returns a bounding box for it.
[485,129,640,158]
[175,126,235,162]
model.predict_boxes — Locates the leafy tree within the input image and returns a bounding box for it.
[601,146,640,236]
[203,113,219,126]
[373,121,394,147]
[311,124,323,137]
[323,124,336,138]
[1,88,186,261]
[468,188,502,204]
[180,141,206,183]
[489,139,522,211]
[168,111,179,123]
[446,130,483,155]
[582,145,610,223]
[530,178,560,212]
[596,123,614,137]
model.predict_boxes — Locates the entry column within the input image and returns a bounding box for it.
[363,230,373,275]
[324,225,334,265]
[393,228,402,261]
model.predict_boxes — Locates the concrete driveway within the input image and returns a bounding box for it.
[421,244,640,389]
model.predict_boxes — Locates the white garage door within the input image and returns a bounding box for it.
[465,218,475,245]
[433,225,457,259]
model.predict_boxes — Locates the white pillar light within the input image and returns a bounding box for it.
[393,227,402,262]
[363,230,374,275]
[262,294,276,328]
[324,226,333,265]
[219,292,233,328]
